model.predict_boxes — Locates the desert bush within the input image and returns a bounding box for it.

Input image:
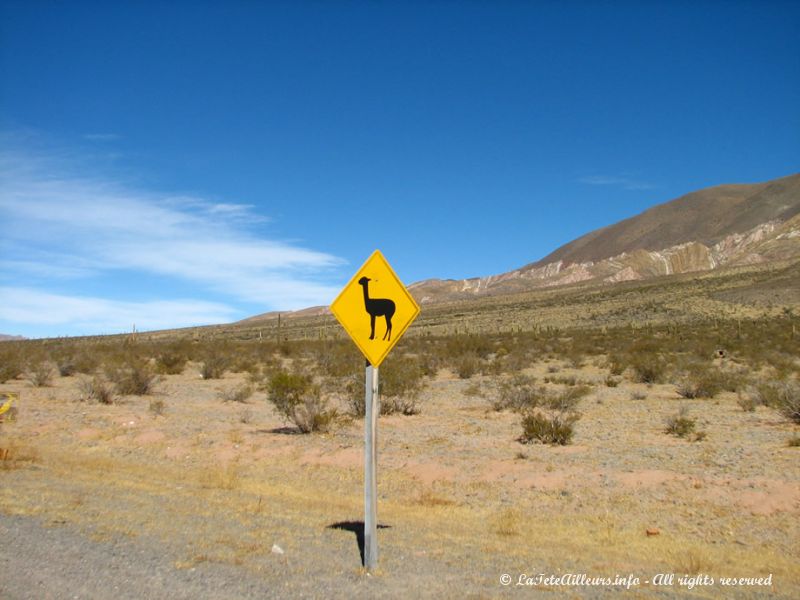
[544,374,575,386]
[107,357,159,395]
[674,367,724,399]
[56,357,77,377]
[604,376,620,387]
[200,351,230,380]
[267,371,336,433]
[71,352,100,375]
[219,383,254,403]
[315,341,361,378]
[546,384,591,411]
[493,508,522,536]
[379,355,425,415]
[519,411,579,446]
[443,334,494,360]
[455,354,480,379]
[771,382,800,424]
[736,391,758,412]
[77,376,116,404]
[747,380,800,423]
[607,354,625,376]
[0,356,21,383]
[630,354,666,384]
[149,398,166,416]
[494,375,541,411]
[630,390,647,400]
[156,349,188,375]
[345,374,367,417]
[665,406,696,438]
[788,435,800,448]
[26,362,55,387]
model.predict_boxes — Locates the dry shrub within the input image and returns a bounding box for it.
[546,384,591,411]
[77,376,117,404]
[494,378,590,413]
[56,358,77,377]
[493,508,522,536]
[674,364,724,399]
[200,463,240,490]
[630,354,666,384]
[455,354,480,379]
[520,411,579,446]
[673,547,714,576]
[200,351,230,380]
[775,382,800,424]
[267,371,336,433]
[149,398,166,416]
[0,441,40,471]
[736,391,758,412]
[314,341,361,378]
[219,383,254,404]
[494,375,541,411]
[0,349,22,383]
[379,355,425,415]
[156,349,188,374]
[415,489,455,507]
[107,358,159,395]
[748,380,800,423]
[665,406,699,439]
[26,361,55,387]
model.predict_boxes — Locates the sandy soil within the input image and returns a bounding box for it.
[1,361,798,598]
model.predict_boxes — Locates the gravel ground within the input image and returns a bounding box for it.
[0,514,288,600]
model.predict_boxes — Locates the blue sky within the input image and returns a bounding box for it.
[1,1,798,337]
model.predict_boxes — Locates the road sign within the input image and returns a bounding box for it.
[330,250,420,572]
[330,250,420,367]
[0,391,18,422]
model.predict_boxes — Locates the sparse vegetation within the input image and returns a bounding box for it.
[107,357,159,395]
[378,355,426,415]
[219,384,255,404]
[674,363,725,399]
[77,376,117,404]
[665,406,700,439]
[519,411,579,446]
[200,350,230,380]
[26,361,55,387]
[267,371,336,433]
[156,347,188,374]
[149,398,166,416]
[494,374,540,411]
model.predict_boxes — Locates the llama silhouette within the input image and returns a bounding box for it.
[358,276,396,341]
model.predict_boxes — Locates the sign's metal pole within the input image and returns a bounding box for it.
[364,360,379,571]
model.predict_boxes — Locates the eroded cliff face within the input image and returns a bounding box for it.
[411,216,800,304]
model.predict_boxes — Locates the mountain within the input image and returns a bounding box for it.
[410,173,800,304]
[535,173,800,267]
[0,334,27,342]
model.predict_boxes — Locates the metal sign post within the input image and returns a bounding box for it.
[364,362,379,570]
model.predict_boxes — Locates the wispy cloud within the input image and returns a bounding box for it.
[579,175,655,191]
[0,287,236,334]
[0,138,345,335]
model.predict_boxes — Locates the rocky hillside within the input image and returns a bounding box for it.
[410,174,800,304]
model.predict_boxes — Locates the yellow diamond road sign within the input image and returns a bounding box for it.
[331,250,420,367]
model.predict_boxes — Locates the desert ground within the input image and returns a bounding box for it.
[2,344,798,598]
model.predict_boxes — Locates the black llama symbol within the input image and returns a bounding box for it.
[358,276,396,341]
